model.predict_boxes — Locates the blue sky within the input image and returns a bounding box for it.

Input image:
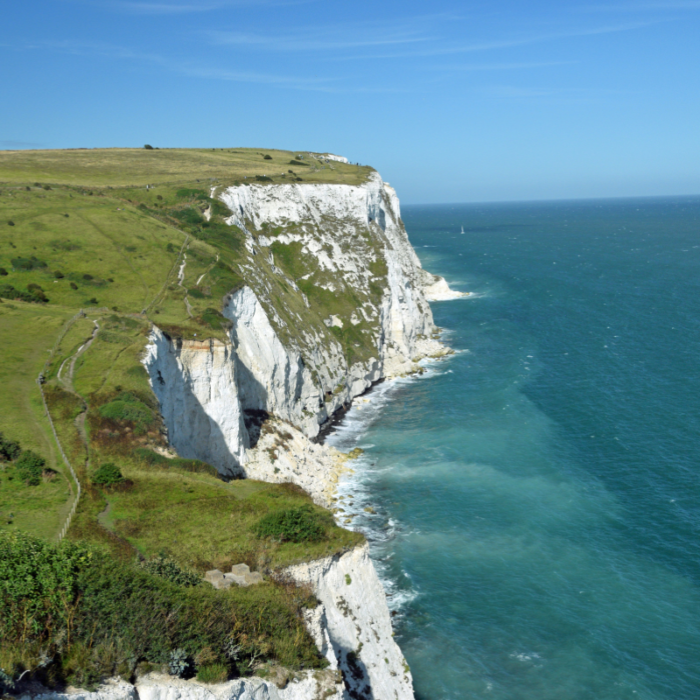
[2,0,699,203]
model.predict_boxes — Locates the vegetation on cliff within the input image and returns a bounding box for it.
[0,531,325,691]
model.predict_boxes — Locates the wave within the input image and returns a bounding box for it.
[326,362,452,613]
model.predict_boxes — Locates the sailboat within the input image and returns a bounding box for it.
[461,225,465,234]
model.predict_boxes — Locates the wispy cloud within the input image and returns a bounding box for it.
[582,1,700,11]
[16,39,403,93]
[100,0,316,14]
[208,28,432,51]
[439,60,578,72]
[281,18,662,61]
[484,84,635,101]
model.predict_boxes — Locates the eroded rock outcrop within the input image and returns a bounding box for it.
[286,543,414,700]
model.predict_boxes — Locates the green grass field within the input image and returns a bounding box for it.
[0,147,367,561]
[0,147,372,188]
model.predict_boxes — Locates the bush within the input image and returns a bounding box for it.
[0,283,47,304]
[137,555,201,588]
[253,505,326,543]
[54,270,64,278]
[0,531,324,688]
[0,268,7,276]
[15,450,46,486]
[0,432,22,461]
[83,273,94,280]
[263,154,272,160]
[70,282,78,290]
[11,256,47,271]
[255,175,273,182]
[197,663,228,683]
[92,462,124,486]
[198,307,232,331]
[98,394,155,433]
[89,297,98,304]
[27,283,48,302]
[169,648,191,677]
[7,220,14,226]
[172,208,204,226]
[144,144,154,150]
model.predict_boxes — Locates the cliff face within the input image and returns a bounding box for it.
[286,544,414,700]
[143,171,447,478]
[139,169,451,700]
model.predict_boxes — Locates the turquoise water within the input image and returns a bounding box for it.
[327,198,700,700]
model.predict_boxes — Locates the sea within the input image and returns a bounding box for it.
[325,197,700,700]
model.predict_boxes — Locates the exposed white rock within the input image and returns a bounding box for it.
[285,543,414,700]
[142,328,248,475]
[19,671,344,700]
[313,153,349,163]
[222,286,321,437]
[424,276,470,301]
[244,418,353,507]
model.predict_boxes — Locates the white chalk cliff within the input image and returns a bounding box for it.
[140,169,461,700]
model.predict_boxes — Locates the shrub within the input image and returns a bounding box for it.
[0,532,324,687]
[169,649,190,677]
[197,663,228,683]
[89,297,98,304]
[0,432,21,461]
[172,208,204,226]
[198,307,231,331]
[54,270,64,278]
[99,397,154,433]
[92,462,124,486]
[157,194,163,200]
[15,450,46,485]
[70,282,78,290]
[253,505,326,543]
[83,273,93,280]
[255,175,273,182]
[27,283,48,302]
[144,144,154,150]
[0,268,7,276]
[7,220,15,226]
[263,154,272,160]
[11,256,47,271]
[137,555,201,588]
[43,185,51,190]
[0,284,47,303]
[288,159,308,167]
[209,199,231,217]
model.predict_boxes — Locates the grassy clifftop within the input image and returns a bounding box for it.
[0,146,373,188]
[0,146,365,564]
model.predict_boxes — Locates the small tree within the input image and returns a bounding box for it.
[144,144,154,150]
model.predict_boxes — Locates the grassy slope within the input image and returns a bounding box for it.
[0,147,365,566]
[0,304,74,539]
